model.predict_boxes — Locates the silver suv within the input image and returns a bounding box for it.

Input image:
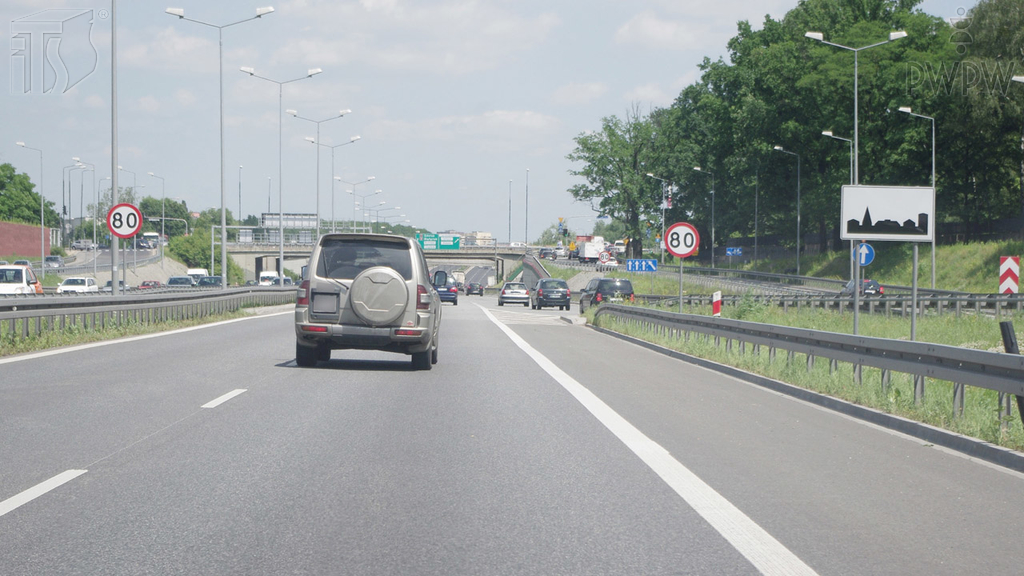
[294,233,444,370]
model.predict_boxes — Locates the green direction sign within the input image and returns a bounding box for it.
[418,233,461,250]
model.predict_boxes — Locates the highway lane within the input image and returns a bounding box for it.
[1,299,1023,574]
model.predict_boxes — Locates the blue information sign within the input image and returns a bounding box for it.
[626,259,658,272]
[726,247,743,256]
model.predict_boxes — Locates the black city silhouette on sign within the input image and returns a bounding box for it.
[846,207,929,237]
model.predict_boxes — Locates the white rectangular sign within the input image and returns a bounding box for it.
[841,185,934,242]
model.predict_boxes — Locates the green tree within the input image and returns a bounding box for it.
[0,163,59,227]
[567,105,660,258]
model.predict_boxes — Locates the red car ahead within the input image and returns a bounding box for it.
[138,280,162,289]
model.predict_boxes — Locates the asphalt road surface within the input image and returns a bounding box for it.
[2,299,1022,574]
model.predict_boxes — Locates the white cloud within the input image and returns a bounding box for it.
[137,96,160,113]
[623,83,671,106]
[121,27,218,73]
[367,110,561,151]
[85,94,105,108]
[615,11,701,51]
[174,89,196,107]
[274,0,561,74]
[552,83,608,106]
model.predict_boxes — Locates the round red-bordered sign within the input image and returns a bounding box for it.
[598,251,612,264]
[107,203,143,239]
[665,221,700,258]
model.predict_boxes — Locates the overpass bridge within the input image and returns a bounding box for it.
[225,242,527,281]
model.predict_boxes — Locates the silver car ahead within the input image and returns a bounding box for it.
[294,233,443,370]
[498,281,530,307]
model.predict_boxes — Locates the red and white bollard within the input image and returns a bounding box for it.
[712,290,721,317]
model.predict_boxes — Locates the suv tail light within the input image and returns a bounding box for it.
[630,293,635,302]
[537,288,543,297]
[879,286,885,295]
[566,289,571,297]
[417,285,430,310]
[595,292,603,302]
[297,280,310,306]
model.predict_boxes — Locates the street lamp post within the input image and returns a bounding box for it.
[289,109,351,239]
[823,130,855,283]
[63,163,85,245]
[339,178,376,232]
[773,146,802,276]
[238,165,242,227]
[96,176,110,277]
[898,106,937,289]
[240,65,323,283]
[645,172,673,264]
[508,179,512,245]
[307,135,360,233]
[74,160,95,251]
[693,166,715,268]
[805,30,908,185]
[16,141,45,277]
[148,172,165,268]
[168,6,274,289]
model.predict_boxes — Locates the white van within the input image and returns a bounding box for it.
[258,271,280,286]
[186,268,209,283]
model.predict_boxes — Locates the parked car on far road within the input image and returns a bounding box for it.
[57,277,98,294]
[0,265,43,295]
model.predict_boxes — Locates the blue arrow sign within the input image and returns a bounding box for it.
[858,243,875,266]
[726,247,743,256]
[627,259,658,272]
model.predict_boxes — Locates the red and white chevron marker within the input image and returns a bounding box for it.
[1000,256,1020,294]
[712,290,722,317]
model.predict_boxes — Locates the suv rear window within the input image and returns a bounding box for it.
[317,238,413,280]
[597,279,633,292]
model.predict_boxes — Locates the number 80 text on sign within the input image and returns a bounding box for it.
[107,203,143,239]
[665,222,700,259]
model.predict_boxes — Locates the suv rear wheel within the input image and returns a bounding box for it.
[412,350,432,370]
[296,343,318,367]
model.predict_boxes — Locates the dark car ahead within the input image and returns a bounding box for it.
[538,248,556,260]
[465,282,484,296]
[578,277,635,313]
[434,274,459,305]
[196,276,223,288]
[531,278,571,310]
[840,279,884,296]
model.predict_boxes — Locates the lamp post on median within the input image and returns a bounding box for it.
[339,177,376,232]
[692,166,715,268]
[306,135,361,233]
[74,160,95,251]
[898,106,938,289]
[240,65,323,284]
[148,172,165,268]
[16,141,46,278]
[773,145,802,276]
[168,6,275,289]
[289,109,352,239]
[823,130,855,282]
[645,172,673,264]
[805,30,908,185]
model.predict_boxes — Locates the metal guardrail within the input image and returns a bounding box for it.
[0,287,295,346]
[592,304,1024,427]
[640,292,1024,318]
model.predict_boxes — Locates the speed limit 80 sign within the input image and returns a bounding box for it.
[106,203,143,239]
[665,221,700,258]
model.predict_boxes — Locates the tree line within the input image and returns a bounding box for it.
[567,0,1024,260]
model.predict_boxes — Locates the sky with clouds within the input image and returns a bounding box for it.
[2,0,970,243]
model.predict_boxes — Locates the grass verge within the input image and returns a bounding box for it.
[586,300,1024,452]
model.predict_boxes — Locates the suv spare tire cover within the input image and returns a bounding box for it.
[349,266,409,326]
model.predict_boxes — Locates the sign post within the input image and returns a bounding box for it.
[665,222,700,313]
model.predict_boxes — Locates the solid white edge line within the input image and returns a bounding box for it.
[0,469,88,518]
[0,310,294,366]
[201,389,248,409]
[476,303,818,576]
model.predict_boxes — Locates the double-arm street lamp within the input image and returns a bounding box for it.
[898,106,938,289]
[289,109,352,239]
[645,172,674,263]
[241,65,323,283]
[306,135,361,233]
[339,178,376,232]
[692,166,715,268]
[168,6,274,289]
[805,30,907,185]
[63,162,85,244]
[74,159,95,248]
[773,145,802,276]
[15,141,45,277]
